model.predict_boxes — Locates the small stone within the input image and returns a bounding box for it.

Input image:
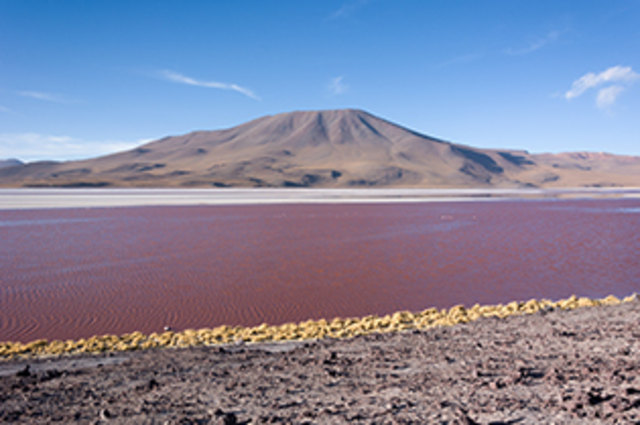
[213,409,239,425]
[16,365,31,377]
[489,379,506,390]
[99,408,112,420]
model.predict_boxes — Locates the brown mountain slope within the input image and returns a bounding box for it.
[1,109,639,188]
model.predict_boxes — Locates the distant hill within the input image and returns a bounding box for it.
[1,109,639,188]
[0,159,23,169]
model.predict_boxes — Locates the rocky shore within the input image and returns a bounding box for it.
[1,297,639,424]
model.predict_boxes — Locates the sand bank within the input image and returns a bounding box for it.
[1,187,640,209]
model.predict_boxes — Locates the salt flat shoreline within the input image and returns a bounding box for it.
[0,293,632,358]
[1,187,639,210]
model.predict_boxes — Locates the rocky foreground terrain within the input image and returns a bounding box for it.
[1,299,639,424]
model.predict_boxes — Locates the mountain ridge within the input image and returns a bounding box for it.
[0,158,23,169]
[1,109,639,188]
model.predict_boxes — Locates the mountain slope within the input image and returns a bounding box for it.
[0,159,23,169]
[1,109,639,188]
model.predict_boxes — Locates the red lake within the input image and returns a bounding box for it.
[1,199,639,342]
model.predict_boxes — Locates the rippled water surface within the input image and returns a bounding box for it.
[1,199,639,342]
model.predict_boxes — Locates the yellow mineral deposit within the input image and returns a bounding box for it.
[0,293,634,359]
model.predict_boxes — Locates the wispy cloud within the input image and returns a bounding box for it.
[0,105,10,113]
[328,76,348,95]
[596,85,625,109]
[17,90,69,103]
[159,70,261,100]
[565,65,639,109]
[0,133,146,162]
[505,30,561,55]
[330,0,370,19]
[565,66,639,99]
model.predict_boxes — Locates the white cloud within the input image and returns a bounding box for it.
[328,76,348,95]
[159,70,261,100]
[565,65,639,109]
[0,133,146,162]
[0,105,10,113]
[17,90,69,103]
[565,65,639,99]
[505,30,560,55]
[596,85,625,109]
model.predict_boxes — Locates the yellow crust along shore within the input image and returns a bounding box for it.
[0,293,636,359]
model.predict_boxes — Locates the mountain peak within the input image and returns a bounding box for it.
[1,110,639,188]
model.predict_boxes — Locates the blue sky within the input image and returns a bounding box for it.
[1,0,639,161]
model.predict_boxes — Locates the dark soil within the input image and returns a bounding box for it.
[1,301,639,424]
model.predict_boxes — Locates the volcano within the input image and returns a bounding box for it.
[1,109,639,188]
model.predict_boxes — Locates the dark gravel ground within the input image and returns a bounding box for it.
[1,300,639,424]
